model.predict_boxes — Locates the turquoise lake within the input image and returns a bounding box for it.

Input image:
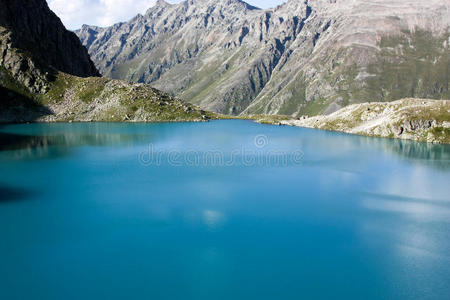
[0,120,449,299]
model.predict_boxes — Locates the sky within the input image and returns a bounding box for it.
[48,0,286,30]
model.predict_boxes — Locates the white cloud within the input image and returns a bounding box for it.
[47,0,156,30]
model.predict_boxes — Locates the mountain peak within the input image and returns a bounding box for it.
[155,0,171,7]
[185,0,260,10]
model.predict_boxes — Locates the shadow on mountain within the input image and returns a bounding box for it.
[0,85,57,158]
[0,86,53,123]
[0,184,33,203]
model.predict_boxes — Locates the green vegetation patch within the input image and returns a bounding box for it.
[42,73,108,104]
[431,127,450,142]
[365,29,450,101]
[40,73,75,104]
[242,114,291,125]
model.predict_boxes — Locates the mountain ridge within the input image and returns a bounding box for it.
[76,0,450,116]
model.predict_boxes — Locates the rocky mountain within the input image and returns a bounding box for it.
[0,0,99,93]
[76,0,450,117]
[0,0,213,122]
[280,99,450,144]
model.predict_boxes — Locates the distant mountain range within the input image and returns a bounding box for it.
[76,0,450,116]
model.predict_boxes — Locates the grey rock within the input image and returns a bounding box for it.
[404,120,435,131]
[323,102,342,115]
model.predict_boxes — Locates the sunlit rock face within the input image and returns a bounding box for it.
[77,0,450,116]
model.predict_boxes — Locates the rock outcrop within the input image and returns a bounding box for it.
[280,99,450,144]
[77,0,450,116]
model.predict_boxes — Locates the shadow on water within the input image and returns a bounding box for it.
[0,132,52,151]
[0,184,33,203]
[0,87,54,201]
[0,82,54,155]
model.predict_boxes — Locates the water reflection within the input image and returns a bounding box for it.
[362,194,450,221]
[203,210,226,231]
[1,122,449,169]
[0,124,153,160]
[0,132,49,151]
[366,137,450,170]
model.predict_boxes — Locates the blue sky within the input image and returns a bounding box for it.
[48,0,286,30]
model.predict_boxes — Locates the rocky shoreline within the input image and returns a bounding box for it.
[279,99,450,144]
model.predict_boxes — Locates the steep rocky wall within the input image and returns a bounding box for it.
[0,0,99,94]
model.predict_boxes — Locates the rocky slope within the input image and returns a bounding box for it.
[280,99,450,144]
[77,0,450,116]
[0,70,215,123]
[0,0,213,123]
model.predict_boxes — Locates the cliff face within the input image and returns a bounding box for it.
[77,0,450,116]
[0,0,100,94]
[0,0,212,123]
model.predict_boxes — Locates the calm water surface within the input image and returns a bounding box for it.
[0,120,449,299]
